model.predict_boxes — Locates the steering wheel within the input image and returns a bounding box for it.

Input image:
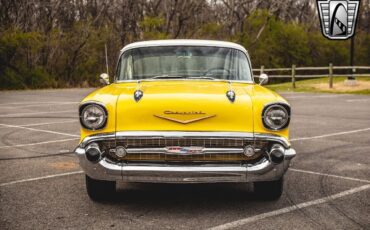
[204,67,233,79]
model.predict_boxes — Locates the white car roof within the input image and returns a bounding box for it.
[120,39,248,54]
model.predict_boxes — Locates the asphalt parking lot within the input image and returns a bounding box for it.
[0,88,369,230]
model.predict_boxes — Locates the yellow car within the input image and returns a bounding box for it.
[75,40,296,201]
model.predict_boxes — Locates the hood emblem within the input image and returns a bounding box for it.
[134,90,143,102]
[226,90,236,102]
[134,80,143,102]
[164,111,205,115]
[154,112,216,124]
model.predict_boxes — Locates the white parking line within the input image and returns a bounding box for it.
[208,184,370,230]
[290,127,370,141]
[0,110,76,117]
[0,138,79,149]
[0,101,78,106]
[0,123,79,137]
[2,102,79,109]
[0,120,78,129]
[0,171,83,187]
[19,120,78,127]
[290,168,370,184]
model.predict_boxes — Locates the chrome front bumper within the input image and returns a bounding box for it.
[75,132,296,183]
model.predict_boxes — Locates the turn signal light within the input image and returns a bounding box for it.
[243,145,255,157]
[115,146,127,158]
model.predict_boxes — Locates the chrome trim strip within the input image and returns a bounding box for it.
[254,133,291,148]
[114,131,254,138]
[79,133,115,148]
[120,165,248,183]
[126,147,244,155]
[79,100,108,110]
[80,131,291,148]
[121,165,247,173]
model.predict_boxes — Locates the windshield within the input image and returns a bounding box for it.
[116,46,252,81]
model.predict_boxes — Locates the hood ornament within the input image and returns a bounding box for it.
[226,81,235,103]
[134,90,143,102]
[226,90,235,102]
[134,81,143,102]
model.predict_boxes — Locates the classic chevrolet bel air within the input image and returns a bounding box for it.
[75,40,296,201]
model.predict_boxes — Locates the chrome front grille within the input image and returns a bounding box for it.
[97,137,268,163]
[120,138,248,148]
[122,153,261,162]
[98,137,267,149]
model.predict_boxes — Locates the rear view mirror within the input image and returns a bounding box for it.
[259,74,268,85]
[99,73,110,85]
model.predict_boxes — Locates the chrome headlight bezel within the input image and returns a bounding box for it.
[79,102,108,130]
[262,103,290,131]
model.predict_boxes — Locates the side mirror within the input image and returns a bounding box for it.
[259,73,268,85]
[99,73,110,85]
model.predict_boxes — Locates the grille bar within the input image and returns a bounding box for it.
[122,153,258,162]
[126,147,244,155]
[117,138,253,148]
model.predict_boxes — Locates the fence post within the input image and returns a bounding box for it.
[292,64,296,88]
[329,63,333,88]
[260,65,264,75]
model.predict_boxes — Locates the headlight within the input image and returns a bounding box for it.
[262,104,290,130]
[79,103,107,130]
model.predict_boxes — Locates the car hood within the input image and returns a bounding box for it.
[80,80,289,141]
[114,81,255,132]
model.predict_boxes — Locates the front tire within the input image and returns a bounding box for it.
[254,177,283,200]
[85,175,116,201]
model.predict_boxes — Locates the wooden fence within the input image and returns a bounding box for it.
[252,65,370,88]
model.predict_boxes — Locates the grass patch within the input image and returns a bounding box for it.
[266,77,370,94]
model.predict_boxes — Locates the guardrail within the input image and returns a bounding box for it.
[252,64,370,88]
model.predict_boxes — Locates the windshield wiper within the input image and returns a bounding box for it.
[150,75,185,79]
[186,76,217,80]
[148,75,220,81]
